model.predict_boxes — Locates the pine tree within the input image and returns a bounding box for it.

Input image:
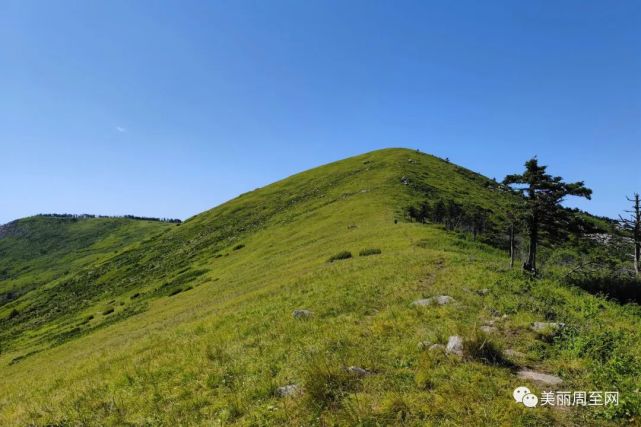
[620,193,640,276]
[503,158,592,274]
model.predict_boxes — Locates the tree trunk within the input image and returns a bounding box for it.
[509,223,515,269]
[635,241,640,277]
[524,218,537,273]
[635,194,640,277]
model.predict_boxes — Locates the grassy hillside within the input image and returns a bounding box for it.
[1,148,639,426]
[0,216,174,351]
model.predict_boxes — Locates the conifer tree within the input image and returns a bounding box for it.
[503,158,592,274]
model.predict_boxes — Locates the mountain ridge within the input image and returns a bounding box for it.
[1,148,638,426]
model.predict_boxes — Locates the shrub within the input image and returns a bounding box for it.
[328,251,352,262]
[7,308,19,320]
[359,248,381,257]
[169,288,183,296]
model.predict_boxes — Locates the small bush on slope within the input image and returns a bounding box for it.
[359,248,382,256]
[328,251,352,262]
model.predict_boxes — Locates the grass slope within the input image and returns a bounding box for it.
[0,216,173,352]
[0,148,639,426]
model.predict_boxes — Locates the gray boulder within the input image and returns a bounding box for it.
[411,295,455,307]
[446,335,464,356]
[292,309,313,319]
[531,322,565,334]
[347,366,370,377]
[276,384,301,397]
[429,344,446,352]
[517,369,562,386]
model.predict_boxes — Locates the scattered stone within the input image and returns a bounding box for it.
[407,159,416,163]
[276,384,301,397]
[346,366,370,377]
[476,288,490,296]
[531,322,565,334]
[401,176,410,185]
[434,295,455,305]
[410,295,455,307]
[446,335,464,356]
[504,349,526,358]
[517,369,563,386]
[480,325,497,334]
[429,344,446,352]
[292,309,313,319]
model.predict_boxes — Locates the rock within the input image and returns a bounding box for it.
[476,288,490,296]
[401,176,410,185]
[434,295,455,305]
[429,344,446,352]
[276,384,301,397]
[292,309,313,319]
[410,295,455,307]
[504,349,526,358]
[446,335,464,356]
[347,366,370,377]
[517,369,563,386]
[480,325,497,334]
[531,322,565,334]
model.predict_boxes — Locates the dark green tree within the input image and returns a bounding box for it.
[433,200,446,223]
[467,206,488,241]
[418,202,431,223]
[503,158,592,274]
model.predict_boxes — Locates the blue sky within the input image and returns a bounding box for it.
[1,1,639,224]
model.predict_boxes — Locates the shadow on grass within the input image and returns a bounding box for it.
[568,276,641,304]
[568,275,641,305]
[465,332,518,369]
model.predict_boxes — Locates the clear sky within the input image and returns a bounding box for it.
[1,1,639,224]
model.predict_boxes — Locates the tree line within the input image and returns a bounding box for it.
[407,200,490,241]
[407,157,640,277]
[36,213,182,223]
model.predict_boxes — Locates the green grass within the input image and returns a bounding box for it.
[0,148,639,425]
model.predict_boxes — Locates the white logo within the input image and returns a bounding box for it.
[522,393,539,408]
[514,386,538,407]
[514,387,619,408]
